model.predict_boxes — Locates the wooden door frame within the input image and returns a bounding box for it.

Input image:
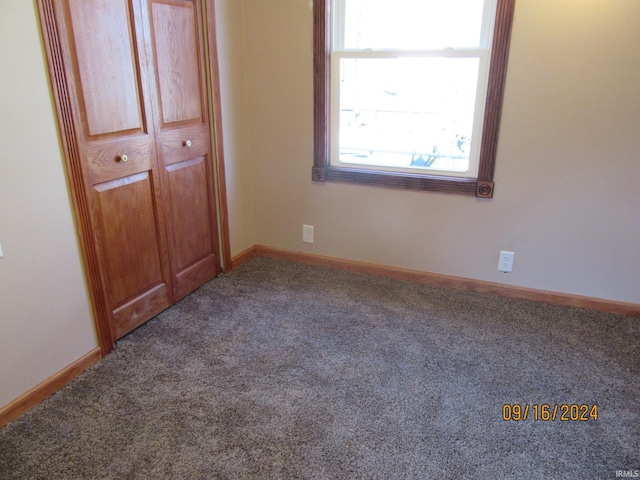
[203,0,232,275]
[37,0,231,356]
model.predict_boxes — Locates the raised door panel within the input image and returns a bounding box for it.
[164,156,217,298]
[94,174,164,305]
[93,173,170,337]
[59,0,173,337]
[69,0,144,137]
[151,0,203,126]
[146,0,221,299]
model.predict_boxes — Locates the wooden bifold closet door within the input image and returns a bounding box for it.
[39,0,221,344]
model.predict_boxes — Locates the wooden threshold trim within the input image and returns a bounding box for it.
[254,245,640,317]
[0,347,102,429]
[230,245,258,270]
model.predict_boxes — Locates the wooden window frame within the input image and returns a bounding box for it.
[313,0,516,198]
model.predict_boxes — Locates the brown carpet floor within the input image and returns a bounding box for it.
[1,258,638,479]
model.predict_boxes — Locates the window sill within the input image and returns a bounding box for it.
[312,166,494,198]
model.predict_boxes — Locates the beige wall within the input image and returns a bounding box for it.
[214,0,257,256]
[217,0,640,304]
[0,1,97,408]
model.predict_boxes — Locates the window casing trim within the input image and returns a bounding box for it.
[313,0,516,198]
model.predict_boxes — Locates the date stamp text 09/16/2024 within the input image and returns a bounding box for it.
[502,404,599,422]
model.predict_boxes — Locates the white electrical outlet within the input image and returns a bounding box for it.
[302,225,314,244]
[0,242,3,258]
[498,251,514,273]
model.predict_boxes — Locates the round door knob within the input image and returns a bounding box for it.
[184,140,192,148]
[120,154,128,162]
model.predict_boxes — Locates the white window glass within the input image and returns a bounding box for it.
[338,57,480,174]
[343,0,486,50]
[332,0,496,178]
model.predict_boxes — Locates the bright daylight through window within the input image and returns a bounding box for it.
[313,0,516,197]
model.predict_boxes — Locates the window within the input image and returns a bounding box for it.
[313,0,516,197]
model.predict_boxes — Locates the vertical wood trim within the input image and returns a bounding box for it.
[204,0,232,272]
[0,347,102,429]
[477,0,516,183]
[312,0,329,181]
[37,0,115,355]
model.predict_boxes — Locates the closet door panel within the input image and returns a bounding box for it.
[94,173,164,304]
[147,0,221,299]
[59,0,173,337]
[67,0,156,189]
[85,137,154,185]
[70,0,144,136]
[151,0,203,125]
[165,158,211,267]
[164,156,216,298]
[158,124,208,166]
